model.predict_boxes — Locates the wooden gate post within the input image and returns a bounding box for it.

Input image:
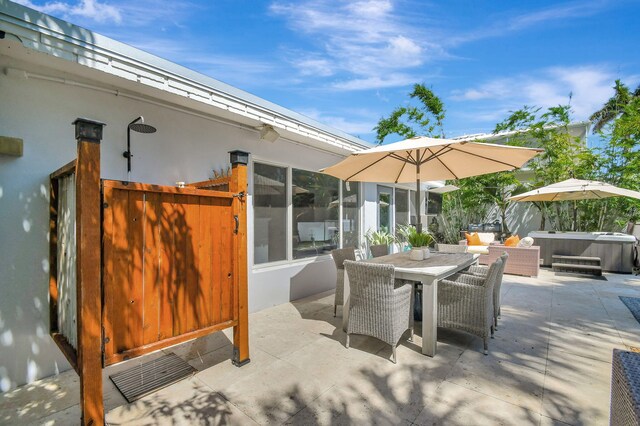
[72,118,105,425]
[229,150,250,366]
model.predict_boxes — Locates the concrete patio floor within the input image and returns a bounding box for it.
[2,268,640,425]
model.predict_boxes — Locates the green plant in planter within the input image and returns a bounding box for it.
[407,226,435,248]
[364,227,395,246]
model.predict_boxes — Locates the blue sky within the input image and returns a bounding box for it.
[15,0,640,144]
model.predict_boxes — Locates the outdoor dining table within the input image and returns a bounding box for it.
[342,251,479,357]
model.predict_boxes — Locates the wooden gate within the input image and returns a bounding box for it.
[50,121,249,424]
[101,181,240,365]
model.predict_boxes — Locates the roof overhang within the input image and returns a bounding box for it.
[0,2,371,155]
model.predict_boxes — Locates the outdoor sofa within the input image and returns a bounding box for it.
[460,233,540,277]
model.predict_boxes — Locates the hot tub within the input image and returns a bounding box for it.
[529,231,637,273]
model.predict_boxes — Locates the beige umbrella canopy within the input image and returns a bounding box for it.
[509,178,640,231]
[509,178,640,202]
[321,136,541,230]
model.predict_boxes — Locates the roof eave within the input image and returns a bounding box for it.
[0,1,371,153]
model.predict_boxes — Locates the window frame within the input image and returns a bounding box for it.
[250,158,362,268]
[250,158,291,267]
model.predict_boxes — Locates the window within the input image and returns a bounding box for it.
[292,169,339,259]
[427,192,443,214]
[377,186,392,232]
[395,188,409,226]
[342,181,360,248]
[253,163,287,264]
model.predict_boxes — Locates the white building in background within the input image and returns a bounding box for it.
[452,122,591,237]
[0,2,437,391]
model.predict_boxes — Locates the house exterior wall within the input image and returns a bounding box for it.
[0,58,354,391]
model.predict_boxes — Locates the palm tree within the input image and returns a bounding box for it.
[590,80,640,132]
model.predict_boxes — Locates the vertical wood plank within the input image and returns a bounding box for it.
[220,200,233,322]
[111,189,130,354]
[75,137,104,425]
[198,197,213,327]
[142,192,161,345]
[128,190,145,350]
[172,195,188,336]
[185,195,200,332]
[49,177,59,335]
[102,186,114,361]
[158,193,175,341]
[210,197,223,325]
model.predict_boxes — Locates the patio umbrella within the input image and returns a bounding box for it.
[320,136,541,231]
[509,178,640,230]
[509,178,640,202]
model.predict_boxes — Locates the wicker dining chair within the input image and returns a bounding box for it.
[343,260,413,363]
[462,252,509,329]
[438,258,502,354]
[331,248,357,317]
[436,243,468,253]
[369,244,389,258]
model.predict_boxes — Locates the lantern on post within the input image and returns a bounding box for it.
[229,150,249,166]
[72,118,105,143]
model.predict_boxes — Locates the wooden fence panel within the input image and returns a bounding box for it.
[102,181,236,365]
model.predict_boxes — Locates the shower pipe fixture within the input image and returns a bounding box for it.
[123,116,157,175]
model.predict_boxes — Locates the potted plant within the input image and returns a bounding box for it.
[363,227,395,257]
[407,227,435,260]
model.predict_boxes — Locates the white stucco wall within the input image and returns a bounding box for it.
[0,57,352,391]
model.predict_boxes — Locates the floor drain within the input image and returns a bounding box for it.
[109,353,195,403]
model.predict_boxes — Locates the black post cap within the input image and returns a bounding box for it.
[229,150,249,166]
[72,118,106,143]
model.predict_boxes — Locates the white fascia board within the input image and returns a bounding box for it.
[0,2,371,153]
[454,121,591,144]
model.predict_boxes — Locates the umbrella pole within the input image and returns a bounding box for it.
[416,149,422,233]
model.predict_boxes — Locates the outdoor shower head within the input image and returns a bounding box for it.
[128,116,157,134]
[124,116,157,176]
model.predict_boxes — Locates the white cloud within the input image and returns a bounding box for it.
[15,0,122,23]
[332,74,417,91]
[294,57,334,77]
[448,0,609,46]
[298,108,377,134]
[450,65,631,122]
[269,0,436,90]
[506,1,607,32]
[451,80,512,101]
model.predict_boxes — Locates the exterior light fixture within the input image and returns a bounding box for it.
[229,150,249,166]
[259,124,279,143]
[123,116,156,176]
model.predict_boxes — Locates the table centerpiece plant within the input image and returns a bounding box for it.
[407,227,435,260]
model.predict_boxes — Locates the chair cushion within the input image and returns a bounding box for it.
[505,235,520,247]
[517,236,534,247]
[477,233,495,245]
[467,245,490,255]
[465,232,481,246]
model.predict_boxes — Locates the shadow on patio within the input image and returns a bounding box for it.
[1,269,638,425]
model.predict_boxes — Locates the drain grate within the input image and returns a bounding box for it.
[109,352,195,403]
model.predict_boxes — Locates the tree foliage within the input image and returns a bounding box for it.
[374,79,640,243]
[374,83,445,144]
[590,79,640,133]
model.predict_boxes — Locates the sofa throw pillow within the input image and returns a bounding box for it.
[505,235,520,247]
[465,232,481,246]
[478,232,495,246]
[518,236,534,247]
